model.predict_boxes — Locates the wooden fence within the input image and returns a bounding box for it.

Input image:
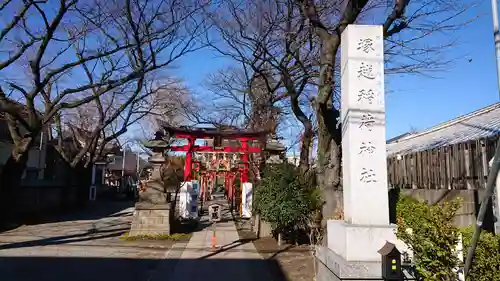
[387,136,499,189]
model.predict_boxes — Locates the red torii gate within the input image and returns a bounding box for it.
[160,123,268,208]
[199,168,238,205]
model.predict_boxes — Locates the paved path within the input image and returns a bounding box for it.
[158,202,276,281]
[0,200,177,281]
[0,200,280,281]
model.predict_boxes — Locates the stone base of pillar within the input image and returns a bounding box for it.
[315,220,401,280]
[129,202,172,236]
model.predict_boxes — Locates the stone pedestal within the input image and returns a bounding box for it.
[327,221,396,262]
[315,246,381,281]
[130,179,171,236]
[129,202,172,236]
[315,221,400,280]
[138,180,168,204]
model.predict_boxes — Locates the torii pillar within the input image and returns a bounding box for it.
[240,140,252,218]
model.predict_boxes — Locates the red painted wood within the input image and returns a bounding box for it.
[160,124,267,140]
[241,141,249,183]
[168,145,261,153]
[183,138,195,181]
[172,134,263,140]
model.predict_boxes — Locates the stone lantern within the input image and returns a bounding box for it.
[264,135,286,165]
[145,132,169,180]
[129,130,172,236]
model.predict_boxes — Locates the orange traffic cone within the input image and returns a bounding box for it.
[211,234,217,249]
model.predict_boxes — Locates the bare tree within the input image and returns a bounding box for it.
[191,67,252,128]
[56,76,191,168]
[0,0,206,196]
[205,0,289,132]
[293,0,476,236]
[129,77,194,153]
[204,0,475,238]
[201,66,288,129]
[205,0,318,171]
[140,78,193,132]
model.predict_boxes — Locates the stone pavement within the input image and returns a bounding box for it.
[0,200,178,281]
[153,202,277,281]
[0,200,282,281]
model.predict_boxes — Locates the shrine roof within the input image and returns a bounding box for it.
[159,121,269,139]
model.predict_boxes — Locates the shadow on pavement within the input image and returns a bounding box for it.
[199,237,258,259]
[0,227,129,250]
[14,199,136,228]
[0,257,289,281]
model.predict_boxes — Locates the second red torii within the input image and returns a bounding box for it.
[168,145,261,153]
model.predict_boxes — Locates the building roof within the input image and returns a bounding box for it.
[159,120,269,139]
[387,102,500,156]
[386,132,414,143]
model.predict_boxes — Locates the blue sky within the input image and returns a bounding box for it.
[171,0,500,141]
[4,1,496,153]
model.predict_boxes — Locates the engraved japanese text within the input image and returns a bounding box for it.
[359,141,376,155]
[357,38,375,54]
[360,168,377,183]
[359,113,375,131]
[358,89,376,104]
[357,62,376,80]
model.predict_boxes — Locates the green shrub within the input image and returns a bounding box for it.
[461,226,500,281]
[396,195,462,280]
[253,163,321,236]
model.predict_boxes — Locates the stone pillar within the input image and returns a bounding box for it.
[316,25,398,281]
[340,25,389,226]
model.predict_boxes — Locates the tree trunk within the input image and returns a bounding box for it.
[299,121,313,173]
[0,138,34,223]
[315,100,342,246]
[311,35,342,245]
